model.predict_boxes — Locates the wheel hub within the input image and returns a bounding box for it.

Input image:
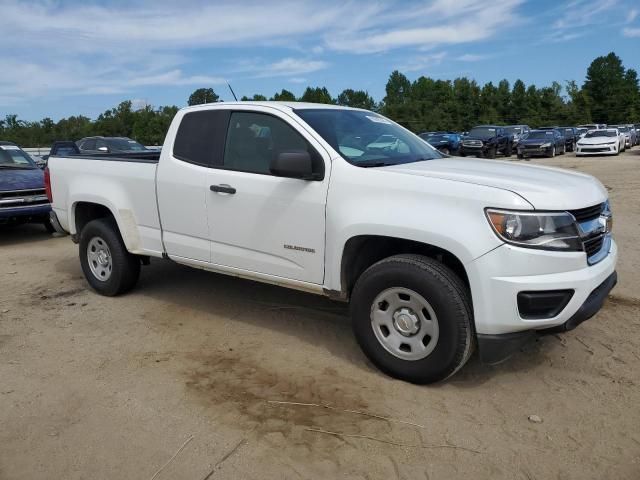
[392,307,420,336]
[87,236,113,281]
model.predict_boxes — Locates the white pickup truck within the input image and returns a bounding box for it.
[47,102,617,383]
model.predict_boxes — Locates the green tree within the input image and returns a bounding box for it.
[299,87,334,104]
[510,80,527,124]
[583,52,627,124]
[337,89,376,110]
[271,89,297,101]
[188,88,219,106]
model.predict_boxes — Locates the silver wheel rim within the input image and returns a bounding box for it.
[87,236,112,281]
[370,287,439,361]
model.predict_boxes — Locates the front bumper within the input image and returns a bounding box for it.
[518,146,553,157]
[0,203,51,222]
[477,271,617,364]
[576,144,617,155]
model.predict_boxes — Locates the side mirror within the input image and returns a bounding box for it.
[98,146,109,152]
[270,151,316,180]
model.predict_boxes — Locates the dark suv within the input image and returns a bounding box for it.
[460,126,513,158]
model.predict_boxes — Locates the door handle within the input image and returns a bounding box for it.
[210,184,236,194]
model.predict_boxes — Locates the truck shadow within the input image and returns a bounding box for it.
[0,224,55,247]
[135,259,374,374]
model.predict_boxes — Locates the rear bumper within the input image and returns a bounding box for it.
[477,271,617,364]
[0,204,51,221]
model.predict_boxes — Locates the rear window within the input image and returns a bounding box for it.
[173,110,230,166]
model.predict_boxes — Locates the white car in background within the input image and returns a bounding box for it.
[576,129,624,156]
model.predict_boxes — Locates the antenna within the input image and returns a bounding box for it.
[227,82,238,101]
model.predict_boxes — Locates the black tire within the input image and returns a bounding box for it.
[504,143,513,157]
[517,153,524,160]
[440,147,450,155]
[550,146,556,158]
[485,146,496,159]
[79,218,140,296]
[350,254,474,384]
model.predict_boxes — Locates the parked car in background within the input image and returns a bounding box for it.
[0,141,54,232]
[460,125,513,158]
[576,129,623,156]
[610,126,634,149]
[560,127,579,152]
[504,125,530,151]
[629,125,639,146]
[517,129,565,159]
[47,101,617,383]
[576,127,589,139]
[418,131,461,155]
[29,154,47,169]
[538,127,568,154]
[578,124,601,132]
[77,136,149,154]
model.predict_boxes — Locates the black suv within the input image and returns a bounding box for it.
[460,126,513,158]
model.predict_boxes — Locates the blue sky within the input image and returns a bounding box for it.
[2,0,639,121]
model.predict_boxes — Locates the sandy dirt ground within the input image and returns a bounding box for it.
[1,149,639,480]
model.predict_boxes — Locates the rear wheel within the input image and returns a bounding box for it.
[504,143,513,157]
[43,218,55,233]
[79,218,140,296]
[350,254,474,384]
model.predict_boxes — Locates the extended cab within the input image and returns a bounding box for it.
[47,102,617,383]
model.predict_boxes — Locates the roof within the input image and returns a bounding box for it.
[182,101,363,113]
[0,141,17,146]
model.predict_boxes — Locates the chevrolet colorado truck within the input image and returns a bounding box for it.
[47,102,617,384]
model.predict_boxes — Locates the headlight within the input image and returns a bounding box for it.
[540,142,551,148]
[486,209,582,251]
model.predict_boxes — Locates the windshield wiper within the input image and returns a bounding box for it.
[356,161,389,168]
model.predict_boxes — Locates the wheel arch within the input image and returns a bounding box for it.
[335,235,471,302]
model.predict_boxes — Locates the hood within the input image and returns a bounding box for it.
[0,168,45,192]
[519,137,551,146]
[464,134,494,142]
[578,136,617,145]
[382,157,607,210]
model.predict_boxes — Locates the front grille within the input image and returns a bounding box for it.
[569,203,604,222]
[0,189,49,209]
[0,188,46,199]
[582,147,610,152]
[463,140,483,147]
[583,235,605,257]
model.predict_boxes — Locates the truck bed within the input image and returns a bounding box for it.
[48,153,163,255]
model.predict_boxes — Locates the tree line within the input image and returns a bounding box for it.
[1,52,637,147]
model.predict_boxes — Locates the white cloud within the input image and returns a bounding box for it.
[623,27,640,37]
[457,53,490,62]
[0,0,525,106]
[399,52,447,73]
[628,8,639,22]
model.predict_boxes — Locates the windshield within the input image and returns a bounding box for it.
[576,128,588,135]
[524,131,554,140]
[505,127,522,135]
[0,145,37,168]
[468,127,498,139]
[617,127,629,132]
[564,129,574,135]
[109,138,147,151]
[585,130,617,138]
[294,109,442,166]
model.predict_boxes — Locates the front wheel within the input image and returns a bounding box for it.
[79,218,140,296]
[440,147,450,155]
[486,147,497,159]
[350,254,474,384]
[550,146,556,158]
